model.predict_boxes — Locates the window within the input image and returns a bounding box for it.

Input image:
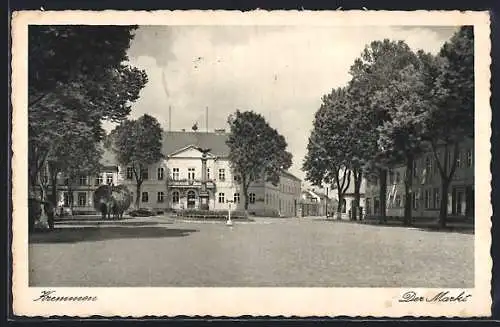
[413,160,418,177]
[234,175,241,183]
[218,192,225,203]
[425,156,432,174]
[412,192,419,210]
[141,168,149,180]
[126,167,134,180]
[466,150,473,168]
[188,168,195,180]
[395,172,400,184]
[77,192,87,207]
[219,169,225,181]
[433,187,440,209]
[172,168,179,180]
[141,192,149,203]
[234,193,240,203]
[249,193,256,204]
[395,195,401,207]
[424,189,431,209]
[95,174,103,185]
[106,173,113,185]
[79,175,88,186]
[63,192,73,206]
[366,198,371,214]
[207,168,210,180]
[157,167,164,180]
[157,191,165,203]
[374,198,380,214]
[172,191,179,204]
[456,152,462,168]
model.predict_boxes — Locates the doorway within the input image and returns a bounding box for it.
[187,190,196,209]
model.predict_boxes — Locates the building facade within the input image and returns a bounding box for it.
[50,130,302,217]
[298,189,336,217]
[329,176,367,220]
[364,138,474,220]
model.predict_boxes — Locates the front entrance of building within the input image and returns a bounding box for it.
[187,190,196,209]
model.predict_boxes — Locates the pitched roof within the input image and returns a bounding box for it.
[162,131,230,157]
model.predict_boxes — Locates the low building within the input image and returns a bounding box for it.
[364,137,474,221]
[298,189,336,217]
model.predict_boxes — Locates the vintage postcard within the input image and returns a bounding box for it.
[11,10,491,317]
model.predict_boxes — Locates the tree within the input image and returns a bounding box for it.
[45,130,103,229]
[227,110,292,212]
[375,64,430,226]
[348,39,420,222]
[28,26,148,210]
[422,26,474,228]
[108,114,164,209]
[303,88,353,220]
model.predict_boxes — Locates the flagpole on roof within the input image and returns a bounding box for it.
[168,105,172,132]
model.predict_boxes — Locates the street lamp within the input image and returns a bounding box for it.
[226,199,234,226]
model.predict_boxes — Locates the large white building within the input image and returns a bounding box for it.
[52,130,302,217]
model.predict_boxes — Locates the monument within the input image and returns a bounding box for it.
[197,147,211,211]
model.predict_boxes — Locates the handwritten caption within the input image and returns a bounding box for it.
[398,291,471,303]
[33,290,97,302]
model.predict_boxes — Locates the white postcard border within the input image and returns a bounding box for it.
[11,10,492,317]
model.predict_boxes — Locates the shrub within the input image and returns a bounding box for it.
[177,209,247,219]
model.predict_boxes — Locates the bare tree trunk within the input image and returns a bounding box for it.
[403,154,414,226]
[135,181,142,209]
[379,168,387,223]
[431,141,459,229]
[439,179,450,228]
[336,195,343,220]
[352,169,362,221]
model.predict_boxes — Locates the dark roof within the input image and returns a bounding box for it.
[100,131,299,181]
[162,131,230,157]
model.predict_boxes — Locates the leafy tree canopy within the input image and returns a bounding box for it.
[227,110,292,189]
[28,25,148,194]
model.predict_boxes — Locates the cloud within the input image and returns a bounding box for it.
[116,25,457,181]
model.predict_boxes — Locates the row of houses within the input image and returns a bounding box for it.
[364,138,474,220]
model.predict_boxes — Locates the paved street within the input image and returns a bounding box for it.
[29,216,474,287]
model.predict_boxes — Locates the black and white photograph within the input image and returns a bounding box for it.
[11,10,491,317]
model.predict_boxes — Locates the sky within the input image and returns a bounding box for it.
[105,25,459,182]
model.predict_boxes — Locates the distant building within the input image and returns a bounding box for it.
[329,175,367,220]
[298,189,336,217]
[364,137,474,220]
[49,130,302,217]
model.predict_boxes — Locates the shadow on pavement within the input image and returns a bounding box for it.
[29,226,199,244]
[54,220,170,227]
[55,216,136,222]
[361,221,474,235]
[310,218,474,234]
